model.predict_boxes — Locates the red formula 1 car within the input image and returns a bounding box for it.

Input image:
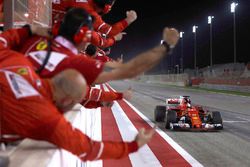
[154,96,223,131]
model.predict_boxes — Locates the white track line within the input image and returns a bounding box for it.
[223,120,249,123]
[112,101,162,167]
[103,84,162,167]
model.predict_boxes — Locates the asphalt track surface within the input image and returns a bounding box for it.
[109,80,250,167]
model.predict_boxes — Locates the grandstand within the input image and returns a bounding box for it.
[139,63,250,92]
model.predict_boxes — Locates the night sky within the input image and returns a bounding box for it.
[103,0,250,73]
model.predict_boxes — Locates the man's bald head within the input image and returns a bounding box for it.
[51,69,87,111]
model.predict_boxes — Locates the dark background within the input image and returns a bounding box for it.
[103,0,250,74]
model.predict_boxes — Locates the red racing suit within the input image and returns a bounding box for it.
[52,0,128,37]
[0,50,138,161]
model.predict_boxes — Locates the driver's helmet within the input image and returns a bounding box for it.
[183,97,191,105]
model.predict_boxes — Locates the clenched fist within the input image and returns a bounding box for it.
[125,10,137,25]
[162,27,179,48]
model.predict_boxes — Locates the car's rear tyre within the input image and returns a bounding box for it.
[165,110,177,129]
[211,111,222,123]
[154,105,166,122]
[211,111,223,129]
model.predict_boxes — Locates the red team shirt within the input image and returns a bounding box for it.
[19,35,104,85]
[94,48,113,63]
[91,30,116,48]
[17,32,123,107]
[52,0,128,37]
[0,27,123,109]
[0,27,104,85]
[82,86,123,108]
[0,53,138,161]
[0,27,138,161]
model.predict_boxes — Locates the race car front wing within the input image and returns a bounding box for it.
[170,122,223,131]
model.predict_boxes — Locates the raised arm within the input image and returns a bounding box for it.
[38,103,154,161]
[0,26,31,50]
[92,10,137,37]
[91,31,126,48]
[94,27,179,84]
[0,25,49,50]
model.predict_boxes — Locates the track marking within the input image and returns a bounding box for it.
[236,117,250,122]
[112,101,162,167]
[223,120,249,123]
[106,84,203,167]
[102,84,161,166]
[100,84,132,167]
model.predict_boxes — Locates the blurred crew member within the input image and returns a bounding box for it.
[52,0,137,37]
[1,9,180,109]
[0,51,154,161]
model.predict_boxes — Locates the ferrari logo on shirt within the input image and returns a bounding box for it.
[17,68,28,75]
[36,41,47,50]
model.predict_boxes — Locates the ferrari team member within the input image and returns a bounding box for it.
[85,44,124,70]
[0,52,155,161]
[90,30,125,48]
[95,47,113,62]
[52,0,137,37]
[19,8,104,85]
[79,44,132,107]
[0,9,127,110]
[52,7,125,49]
[81,86,132,108]
[85,44,113,62]
[2,8,180,98]
[21,9,131,106]
[52,0,128,48]
[2,24,180,87]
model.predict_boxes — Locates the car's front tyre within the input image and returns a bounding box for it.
[154,105,166,122]
[165,110,177,129]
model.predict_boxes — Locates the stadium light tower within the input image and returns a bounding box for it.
[180,31,184,73]
[175,65,179,74]
[208,16,214,67]
[231,2,238,63]
[192,25,198,69]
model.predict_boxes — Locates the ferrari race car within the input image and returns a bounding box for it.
[154,96,223,131]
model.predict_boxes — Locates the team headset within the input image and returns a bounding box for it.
[52,14,93,44]
[36,12,93,74]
